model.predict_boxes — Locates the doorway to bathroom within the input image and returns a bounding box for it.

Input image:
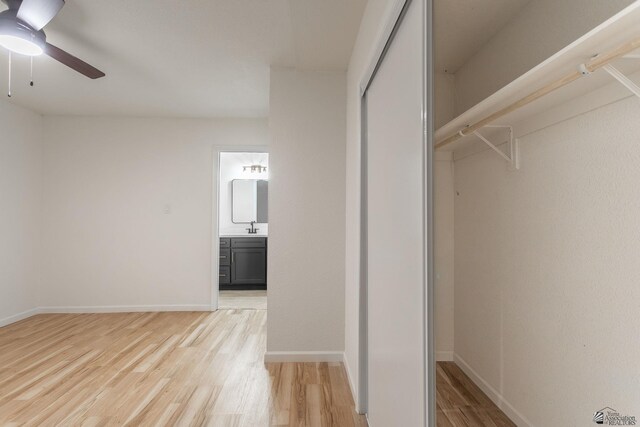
[216,151,269,310]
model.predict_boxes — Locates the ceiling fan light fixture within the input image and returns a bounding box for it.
[0,34,43,55]
[0,14,45,56]
[0,2,105,80]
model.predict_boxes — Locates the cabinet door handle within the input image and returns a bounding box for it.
[231,252,234,263]
[220,274,227,277]
[220,255,227,259]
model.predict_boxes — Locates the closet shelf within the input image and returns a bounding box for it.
[435,2,640,154]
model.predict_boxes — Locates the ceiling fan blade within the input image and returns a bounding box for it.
[45,43,105,79]
[17,0,64,30]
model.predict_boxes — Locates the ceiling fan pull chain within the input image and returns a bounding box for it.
[7,52,11,98]
[30,57,34,87]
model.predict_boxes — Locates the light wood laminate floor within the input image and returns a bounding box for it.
[219,291,267,310]
[436,362,515,426]
[0,311,365,426]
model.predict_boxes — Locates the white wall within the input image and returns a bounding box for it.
[267,67,346,354]
[454,95,640,425]
[435,72,455,129]
[434,72,456,360]
[218,152,269,236]
[434,0,630,368]
[454,0,634,115]
[434,151,454,360]
[40,117,267,310]
[0,100,43,326]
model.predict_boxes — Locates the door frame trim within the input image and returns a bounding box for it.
[211,146,269,311]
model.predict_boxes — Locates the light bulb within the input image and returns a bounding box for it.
[0,34,43,56]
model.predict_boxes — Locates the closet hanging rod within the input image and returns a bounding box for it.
[435,36,640,149]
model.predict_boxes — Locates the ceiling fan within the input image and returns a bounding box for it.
[0,0,104,79]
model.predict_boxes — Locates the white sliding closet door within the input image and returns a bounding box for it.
[365,0,427,425]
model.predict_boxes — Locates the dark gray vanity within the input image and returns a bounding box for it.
[219,236,267,290]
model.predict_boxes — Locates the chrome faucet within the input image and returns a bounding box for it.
[246,221,259,234]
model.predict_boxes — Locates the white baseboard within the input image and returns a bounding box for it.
[454,353,532,427]
[436,351,454,361]
[264,351,344,363]
[39,304,212,314]
[343,353,364,414]
[0,305,214,328]
[0,308,41,328]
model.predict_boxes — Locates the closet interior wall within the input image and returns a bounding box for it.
[434,72,455,361]
[434,0,639,425]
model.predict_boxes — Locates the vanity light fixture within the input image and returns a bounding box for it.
[242,165,267,173]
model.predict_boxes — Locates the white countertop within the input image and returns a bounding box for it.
[220,235,268,238]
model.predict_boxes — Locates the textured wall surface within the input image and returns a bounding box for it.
[268,68,347,353]
[434,72,457,359]
[0,100,42,325]
[41,117,267,309]
[434,152,455,359]
[454,0,634,114]
[454,96,640,425]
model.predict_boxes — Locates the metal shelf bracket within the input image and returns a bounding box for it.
[471,125,520,170]
[602,63,640,98]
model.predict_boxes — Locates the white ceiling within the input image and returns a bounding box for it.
[0,0,366,117]
[435,0,530,73]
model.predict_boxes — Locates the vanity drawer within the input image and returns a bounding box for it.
[219,238,231,248]
[219,266,231,284]
[219,248,230,266]
[231,237,266,248]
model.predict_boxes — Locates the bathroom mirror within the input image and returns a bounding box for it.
[232,179,268,223]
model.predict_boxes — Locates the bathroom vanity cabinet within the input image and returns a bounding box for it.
[219,236,267,290]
